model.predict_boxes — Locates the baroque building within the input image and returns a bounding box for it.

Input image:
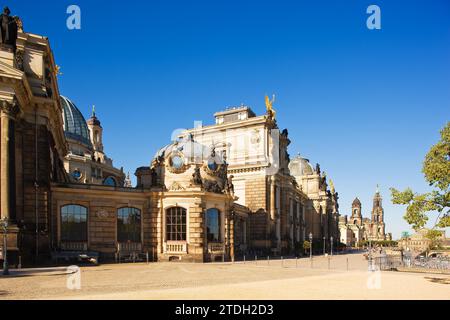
[61,96,125,186]
[339,187,392,247]
[0,9,339,265]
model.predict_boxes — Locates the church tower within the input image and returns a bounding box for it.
[87,105,105,160]
[371,185,384,223]
[350,197,362,226]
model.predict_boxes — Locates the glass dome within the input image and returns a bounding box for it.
[60,95,92,148]
[289,154,314,176]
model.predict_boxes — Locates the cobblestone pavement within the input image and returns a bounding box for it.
[0,253,448,300]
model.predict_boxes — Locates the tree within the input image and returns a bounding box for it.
[390,122,450,231]
[426,229,443,251]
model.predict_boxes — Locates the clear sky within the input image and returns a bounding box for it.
[13,0,450,239]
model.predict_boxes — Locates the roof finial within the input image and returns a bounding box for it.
[376,184,380,193]
[92,105,96,117]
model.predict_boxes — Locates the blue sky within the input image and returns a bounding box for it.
[14,0,450,239]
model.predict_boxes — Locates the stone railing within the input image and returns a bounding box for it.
[208,242,225,254]
[60,242,88,251]
[117,242,142,254]
[164,241,187,254]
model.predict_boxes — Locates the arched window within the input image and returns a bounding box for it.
[103,176,116,187]
[61,205,88,241]
[166,207,186,241]
[117,207,141,242]
[206,208,221,242]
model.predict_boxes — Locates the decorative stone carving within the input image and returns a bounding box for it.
[192,167,202,185]
[14,16,22,32]
[0,98,20,118]
[250,129,261,145]
[14,49,24,71]
[96,210,109,219]
[166,151,188,174]
[227,174,234,194]
[203,179,222,194]
[169,181,185,191]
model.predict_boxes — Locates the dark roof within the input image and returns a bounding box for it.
[60,96,92,148]
[352,197,361,206]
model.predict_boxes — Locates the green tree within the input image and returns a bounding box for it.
[390,122,450,231]
[426,229,443,251]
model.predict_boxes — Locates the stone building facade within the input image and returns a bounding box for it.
[339,188,392,247]
[0,9,339,265]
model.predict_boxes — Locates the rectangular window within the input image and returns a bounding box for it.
[166,207,187,241]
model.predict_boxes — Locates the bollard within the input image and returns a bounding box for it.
[152,247,155,262]
[146,251,149,264]
[296,257,298,268]
[18,256,22,269]
[222,254,225,263]
[244,255,246,264]
[346,258,349,271]
[255,255,257,265]
[281,256,284,268]
[267,256,270,266]
[310,257,313,269]
[328,256,330,270]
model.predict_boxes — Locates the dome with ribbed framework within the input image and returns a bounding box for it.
[60,95,92,148]
[289,154,314,176]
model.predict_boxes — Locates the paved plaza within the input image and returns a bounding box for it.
[0,254,448,300]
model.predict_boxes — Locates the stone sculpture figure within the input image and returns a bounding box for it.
[192,167,202,185]
[227,175,234,194]
[0,7,18,47]
[150,168,158,186]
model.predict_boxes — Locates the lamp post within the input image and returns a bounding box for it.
[309,232,313,259]
[1,218,9,276]
[330,236,333,256]
[323,236,326,255]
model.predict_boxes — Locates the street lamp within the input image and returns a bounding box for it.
[1,218,9,276]
[323,236,326,255]
[330,236,333,256]
[309,232,313,259]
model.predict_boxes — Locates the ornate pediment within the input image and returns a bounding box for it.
[0,60,24,79]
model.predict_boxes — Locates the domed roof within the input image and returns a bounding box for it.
[352,197,361,206]
[60,96,92,148]
[153,134,210,164]
[289,154,314,176]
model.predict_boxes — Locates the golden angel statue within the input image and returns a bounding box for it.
[265,94,276,119]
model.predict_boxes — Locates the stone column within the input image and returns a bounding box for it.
[0,99,18,222]
[270,176,276,220]
[229,209,234,261]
